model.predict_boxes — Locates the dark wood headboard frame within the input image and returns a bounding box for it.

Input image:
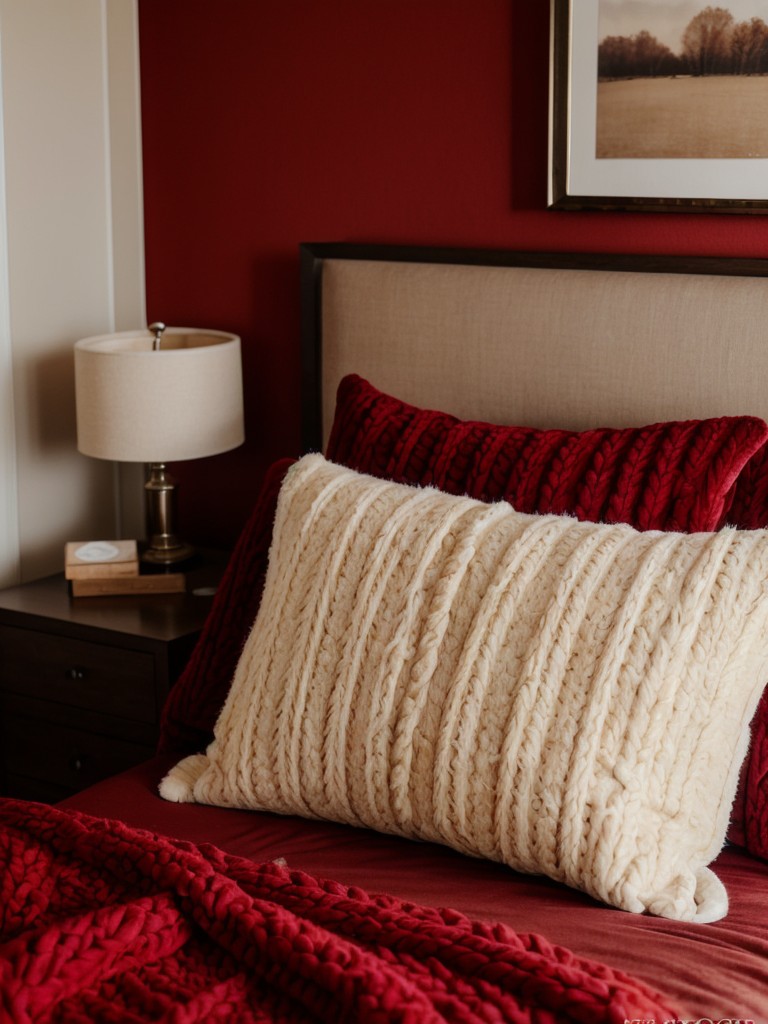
[299,242,768,453]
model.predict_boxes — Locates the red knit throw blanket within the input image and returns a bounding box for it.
[0,799,678,1023]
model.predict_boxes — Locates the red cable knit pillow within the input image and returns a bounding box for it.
[728,445,768,529]
[326,375,768,533]
[728,449,768,862]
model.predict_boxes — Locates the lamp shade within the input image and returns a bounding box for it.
[74,328,245,463]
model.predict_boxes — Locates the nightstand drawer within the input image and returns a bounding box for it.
[0,565,223,801]
[4,715,155,794]
[0,625,156,722]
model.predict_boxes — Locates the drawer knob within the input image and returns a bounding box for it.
[70,753,86,773]
[65,667,85,681]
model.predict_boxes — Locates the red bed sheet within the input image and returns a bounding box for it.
[60,756,768,1023]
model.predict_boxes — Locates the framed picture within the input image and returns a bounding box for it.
[549,0,768,213]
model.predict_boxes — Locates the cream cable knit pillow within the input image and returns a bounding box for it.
[161,454,768,922]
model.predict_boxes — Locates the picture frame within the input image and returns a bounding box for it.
[548,0,768,213]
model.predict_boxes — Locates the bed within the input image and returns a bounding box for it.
[3,244,768,1022]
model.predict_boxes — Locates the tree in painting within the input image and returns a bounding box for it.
[598,5,768,77]
[730,16,768,72]
[598,31,681,77]
[682,6,735,74]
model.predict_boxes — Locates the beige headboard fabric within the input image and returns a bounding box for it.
[319,257,768,447]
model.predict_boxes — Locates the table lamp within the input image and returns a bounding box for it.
[74,322,244,565]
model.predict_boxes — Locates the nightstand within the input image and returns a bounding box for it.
[0,554,226,802]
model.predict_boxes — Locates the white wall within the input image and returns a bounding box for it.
[0,0,145,587]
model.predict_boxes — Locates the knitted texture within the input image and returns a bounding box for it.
[730,692,768,860]
[728,444,768,859]
[0,798,681,1024]
[327,374,768,862]
[729,443,768,529]
[326,374,768,532]
[162,456,768,923]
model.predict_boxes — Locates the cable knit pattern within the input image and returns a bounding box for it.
[326,374,768,532]
[162,456,768,923]
[729,443,768,529]
[0,798,680,1023]
[327,375,768,863]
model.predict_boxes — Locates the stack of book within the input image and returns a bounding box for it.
[65,540,186,597]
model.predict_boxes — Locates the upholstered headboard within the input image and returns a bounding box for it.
[300,244,768,451]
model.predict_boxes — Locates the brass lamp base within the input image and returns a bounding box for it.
[143,463,195,566]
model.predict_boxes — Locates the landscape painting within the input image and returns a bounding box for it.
[598,1,768,158]
[548,0,768,212]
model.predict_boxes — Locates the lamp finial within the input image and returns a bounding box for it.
[148,321,166,350]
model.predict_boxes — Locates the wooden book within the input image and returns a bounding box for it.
[70,572,186,597]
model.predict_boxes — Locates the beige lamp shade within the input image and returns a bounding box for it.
[74,328,245,463]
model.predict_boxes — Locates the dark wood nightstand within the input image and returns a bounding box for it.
[0,554,226,802]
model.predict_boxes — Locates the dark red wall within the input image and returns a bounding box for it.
[138,0,768,547]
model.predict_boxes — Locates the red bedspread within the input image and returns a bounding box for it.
[0,799,679,1024]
